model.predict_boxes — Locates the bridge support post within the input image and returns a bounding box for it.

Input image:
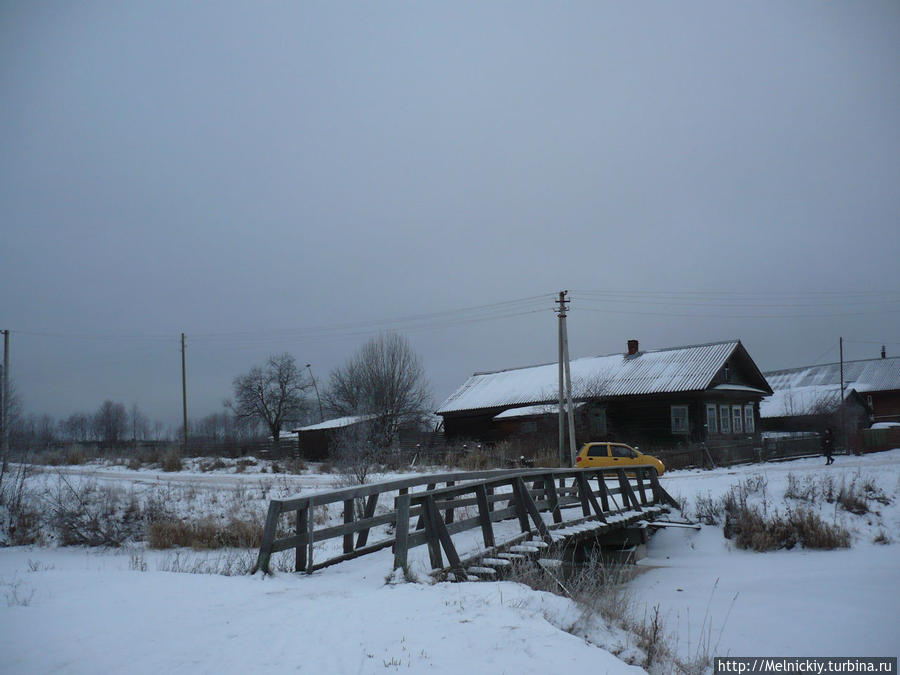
[475,484,495,548]
[253,500,281,575]
[393,492,410,571]
[616,470,642,511]
[542,474,562,523]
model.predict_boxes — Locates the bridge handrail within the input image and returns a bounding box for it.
[253,465,678,576]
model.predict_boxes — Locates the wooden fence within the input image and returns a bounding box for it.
[253,465,678,578]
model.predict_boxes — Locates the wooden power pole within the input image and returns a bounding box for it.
[181,333,188,453]
[556,292,577,467]
[1,330,8,472]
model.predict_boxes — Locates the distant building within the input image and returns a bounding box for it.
[436,339,772,449]
[762,355,900,429]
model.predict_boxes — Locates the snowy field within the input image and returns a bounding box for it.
[2,451,899,673]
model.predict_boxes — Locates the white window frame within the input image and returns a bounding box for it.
[732,405,743,434]
[743,405,755,433]
[706,404,718,434]
[671,405,689,434]
[719,405,731,434]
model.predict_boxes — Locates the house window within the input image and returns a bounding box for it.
[732,406,743,434]
[521,421,537,433]
[743,405,755,433]
[706,404,718,434]
[589,407,607,436]
[671,405,689,434]
[719,405,731,434]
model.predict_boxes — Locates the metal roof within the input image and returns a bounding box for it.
[764,357,900,395]
[437,340,743,415]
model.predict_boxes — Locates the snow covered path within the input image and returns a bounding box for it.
[0,547,640,675]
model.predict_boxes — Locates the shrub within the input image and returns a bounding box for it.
[724,500,850,551]
[148,517,263,550]
[160,450,183,472]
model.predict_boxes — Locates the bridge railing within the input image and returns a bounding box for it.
[253,465,678,576]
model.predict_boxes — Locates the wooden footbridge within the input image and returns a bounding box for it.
[253,465,680,581]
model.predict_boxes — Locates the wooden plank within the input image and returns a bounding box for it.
[393,492,410,571]
[355,493,379,548]
[486,485,495,512]
[475,484,495,548]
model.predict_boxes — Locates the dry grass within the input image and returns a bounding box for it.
[147,516,263,549]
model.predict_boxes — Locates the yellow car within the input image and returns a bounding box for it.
[574,442,665,476]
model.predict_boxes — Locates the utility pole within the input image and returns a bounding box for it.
[556,292,577,466]
[562,303,577,466]
[2,330,8,473]
[557,293,566,468]
[839,336,846,454]
[181,333,188,453]
[306,363,324,423]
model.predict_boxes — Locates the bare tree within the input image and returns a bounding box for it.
[59,413,91,442]
[93,400,128,443]
[130,404,149,442]
[230,353,311,443]
[324,333,431,448]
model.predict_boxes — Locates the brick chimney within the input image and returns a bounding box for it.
[627,339,639,356]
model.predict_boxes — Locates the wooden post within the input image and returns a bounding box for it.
[306,498,316,573]
[575,472,591,516]
[444,481,455,523]
[616,469,641,511]
[576,472,605,521]
[343,499,354,554]
[635,468,648,506]
[486,485,495,512]
[427,497,465,579]
[514,477,552,543]
[595,472,610,512]
[648,469,680,508]
[542,474,562,523]
[296,506,308,572]
[393,492,411,571]
[475,484,495,548]
[254,500,281,575]
[356,493,379,548]
[421,496,444,570]
[509,479,531,533]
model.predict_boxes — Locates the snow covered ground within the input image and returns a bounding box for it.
[1,451,898,673]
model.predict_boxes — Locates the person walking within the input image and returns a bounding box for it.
[822,427,835,465]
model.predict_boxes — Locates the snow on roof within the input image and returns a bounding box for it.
[493,402,585,420]
[713,384,770,394]
[437,340,743,415]
[293,414,376,432]
[759,384,855,419]
[764,357,900,395]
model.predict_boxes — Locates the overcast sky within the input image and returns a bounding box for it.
[2,1,899,428]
